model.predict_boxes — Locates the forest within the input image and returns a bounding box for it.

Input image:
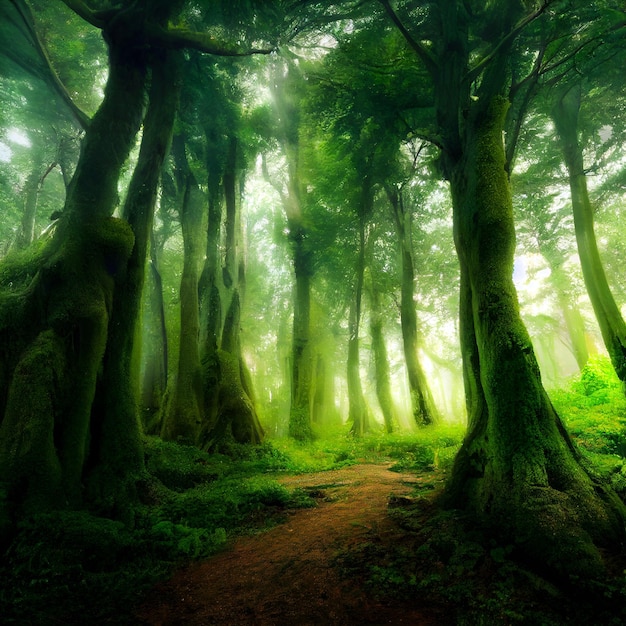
[1,0,626,623]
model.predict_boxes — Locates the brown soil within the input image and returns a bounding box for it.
[135,463,446,625]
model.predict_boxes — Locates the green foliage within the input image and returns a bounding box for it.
[0,437,317,624]
[268,426,464,474]
[338,499,626,626]
[551,356,626,456]
[574,355,623,400]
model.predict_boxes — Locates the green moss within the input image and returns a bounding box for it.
[0,330,67,515]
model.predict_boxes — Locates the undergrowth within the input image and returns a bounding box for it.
[332,356,626,625]
[2,356,625,626]
[337,496,626,626]
[550,355,626,497]
[0,427,462,625]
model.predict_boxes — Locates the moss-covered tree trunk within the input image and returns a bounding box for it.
[200,137,264,448]
[289,237,314,440]
[161,137,205,444]
[552,85,626,386]
[141,246,169,432]
[387,187,439,426]
[266,59,315,441]
[0,24,149,526]
[87,50,179,514]
[444,95,625,579]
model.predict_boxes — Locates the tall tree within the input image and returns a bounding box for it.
[375,0,626,578]
[0,0,274,527]
[264,57,316,441]
[552,83,626,388]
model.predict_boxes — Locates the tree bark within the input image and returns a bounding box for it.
[288,235,315,439]
[387,187,439,426]
[198,135,264,447]
[161,136,205,444]
[369,283,396,433]
[348,210,370,436]
[86,49,179,515]
[0,23,148,523]
[141,246,169,432]
[444,95,625,579]
[552,85,626,386]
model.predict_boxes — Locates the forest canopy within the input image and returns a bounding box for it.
[1,0,626,611]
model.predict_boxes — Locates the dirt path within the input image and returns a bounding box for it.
[136,463,444,625]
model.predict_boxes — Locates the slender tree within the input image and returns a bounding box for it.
[552,84,626,388]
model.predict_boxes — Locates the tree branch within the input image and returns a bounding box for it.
[11,0,91,129]
[465,0,554,84]
[377,0,437,75]
[146,26,275,56]
[58,0,107,29]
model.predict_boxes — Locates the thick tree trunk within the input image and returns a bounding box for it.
[289,238,314,440]
[198,136,263,447]
[87,50,179,514]
[387,188,439,426]
[444,96,625,579]
[0,27,148,525]
[552,86,626,386]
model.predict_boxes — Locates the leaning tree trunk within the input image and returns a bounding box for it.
[444,95,625,580]
[552,85,626,386]
[387,187,439,426]
[0,28,148,526]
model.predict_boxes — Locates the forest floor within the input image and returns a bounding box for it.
[135,463,446,625]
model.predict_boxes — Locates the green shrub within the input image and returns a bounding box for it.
[551,356,626,456]
[574,356,621,398]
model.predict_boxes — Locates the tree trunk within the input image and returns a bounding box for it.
[289,242,314,440]
[387,187,439,425]
[0,26,148,524]
[86,50,179,515]
[14,157,48,250]
[161,143,205,444]
[141,247,169,432]
[199,136,263,447]
[552,86,626,386]
[444,95,625,579]
[348,211,370,436]
[551,264,590,370]
[369,281,396,433]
